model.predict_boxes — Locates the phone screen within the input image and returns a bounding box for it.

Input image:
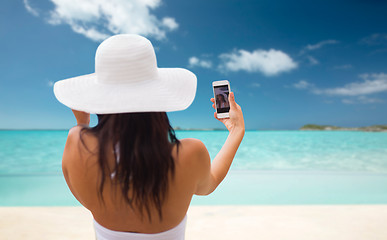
[214,85,230,113]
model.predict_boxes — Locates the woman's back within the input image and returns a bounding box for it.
[62,125,208,233]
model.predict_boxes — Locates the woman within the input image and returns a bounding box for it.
[54,34,244,239]
[216,93,230,109]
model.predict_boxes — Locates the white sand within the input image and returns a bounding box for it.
[1,205,387,240]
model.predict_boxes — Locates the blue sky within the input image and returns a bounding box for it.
[1,0,387,130]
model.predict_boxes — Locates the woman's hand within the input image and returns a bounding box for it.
[210,92,245,135]
[71,109,90,126]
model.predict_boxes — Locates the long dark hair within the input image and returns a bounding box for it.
[78,112,179,221]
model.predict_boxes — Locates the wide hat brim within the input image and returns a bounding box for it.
[53,68,197,114]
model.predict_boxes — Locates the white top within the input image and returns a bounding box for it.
[93,215,187,240]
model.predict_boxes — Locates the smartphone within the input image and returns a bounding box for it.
[212,80,231,119]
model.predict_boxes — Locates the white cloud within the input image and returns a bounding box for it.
[71,25,110,41]
[342,96,383,104]
[292,74,387,104]
[47,80,54,87]
[188,57,212,68]
[305,40,339,51]
[357,96,383,103]
[313,73,387,96]
[341,99,354,104]
[299,39,339,55]
[306,56,319,65]
[370,48,387,55]
[334,64,353,70]
[219,49,297,76]
[23,0,39,16]
[360,33,387,45]
[25,0,178,41]
[162,17,179,31]
[293,80,313,89]
[251,83,261,88]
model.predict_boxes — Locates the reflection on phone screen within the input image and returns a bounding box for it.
[214,85,230,113]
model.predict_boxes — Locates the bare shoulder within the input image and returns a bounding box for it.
[179,138,207,154]
[67,125,97,147]
[175,138,211,179]
[65,125,88,150]
[63,126,82,165]
[176,138,209,163]
[63,126,98,169]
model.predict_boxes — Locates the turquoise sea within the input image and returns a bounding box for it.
[1,130,387,205]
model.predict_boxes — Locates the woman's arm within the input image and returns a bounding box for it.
[61,110,91,207]
[195,92,245,195]
[71,109,90,127]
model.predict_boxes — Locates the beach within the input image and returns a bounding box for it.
[1,205,387,240]
[1,130,387,239]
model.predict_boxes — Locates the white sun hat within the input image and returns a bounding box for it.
[53,34,197,114]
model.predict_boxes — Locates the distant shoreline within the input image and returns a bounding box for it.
[1,125,387,132]
[1,129,387,132]
[300,124,387,132]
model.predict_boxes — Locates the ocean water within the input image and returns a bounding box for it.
[178,130,387,173]
[1,130,387,205]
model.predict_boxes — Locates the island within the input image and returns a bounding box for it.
[300,124,387,132]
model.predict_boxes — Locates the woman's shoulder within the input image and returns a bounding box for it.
[177,138,208,158]
[174,138,210,172]
[67,125,96,143]
[63,126,99,170]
